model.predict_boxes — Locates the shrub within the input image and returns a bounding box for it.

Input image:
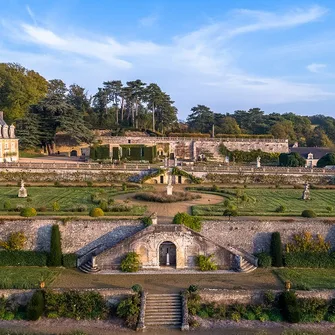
[223,209,238,218]
[286,231,330,253]
[117,293,141,329]
[134,192,201,203]
[89,207,104,217]
[131,284,143,293]
[99,200,109,212]
[62,253,77,268]
[275,205,286,213]
[44,290,108,320]
[188,285,198,293]
[301,209,317,218]
[284,252,335,268]
[270,232,283,267]
[0,231,27,250]
[326,206,334,213]
[0,250,48,266]
[3,200,12,211]
[196,254,218,271]
[299,298,328,322]
[48,225,62,267]
[20,207,37,217]
[27,290,45,321]
[51,201,60,212]
[120,252,141,272]
[187,291,201,316]
[86,181,93,187]
[141,216,152,227]
[173,212,202,232]
[279,291,301,323]
[255,252,272,268]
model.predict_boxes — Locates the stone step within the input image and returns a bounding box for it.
[145,315,182,320]
[145,321,182,326]
[146,310,181,315]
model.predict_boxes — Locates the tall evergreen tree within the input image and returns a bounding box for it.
[48,224,62,266]
[270,232,283,267]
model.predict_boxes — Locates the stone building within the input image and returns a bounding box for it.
[290,146,332,168]
[0,111,19,162]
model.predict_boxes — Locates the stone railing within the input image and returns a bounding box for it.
[226,246,258,267]
[136,291,147,331]
[181,292,190,331]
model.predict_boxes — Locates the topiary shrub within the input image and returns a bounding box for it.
[196,254,218,271]
[52,201,60,212]
[27,290,45,321]
[62,253,77,268]
[48,224,62,267]
[270,232,283,267]
[131,284,143,293]
[20,207,37,217]
[278,291,301,323]
[275,205,286,213]
[173,212,202,232]
[255,252,272,268]
[120,252,141,272]
[99,200,109,212]
[89,207,104,217]
[301,209,317,218]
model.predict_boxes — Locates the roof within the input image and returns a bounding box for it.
[290,147,332,159]
[0,111,7,127]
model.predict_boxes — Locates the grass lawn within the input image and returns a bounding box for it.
[0,186,146,215]
[51,268,282,292]
[192,188,335,216]
[0,267,62,289]
[274,268,335,289]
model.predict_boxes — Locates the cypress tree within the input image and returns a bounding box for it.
[270,232,283,267]
[48,224,62,266]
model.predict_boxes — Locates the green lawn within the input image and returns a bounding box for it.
[192,188,335,216]
[0,186,146,215]
[274,268,335,289]
[0,267,62,289]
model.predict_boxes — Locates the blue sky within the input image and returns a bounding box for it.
[1,0,335,119]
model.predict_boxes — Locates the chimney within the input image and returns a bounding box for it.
[0,111,3,120]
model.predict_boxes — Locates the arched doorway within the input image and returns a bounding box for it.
[159,241,176,267]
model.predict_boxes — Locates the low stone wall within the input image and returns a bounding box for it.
[199,288,335,305]
[0,219,143,255]
[201,219,335,253]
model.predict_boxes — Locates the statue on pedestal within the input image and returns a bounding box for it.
[18,180,28,198]
[166,170,173,195]
[302,182,310,200]
[256,156,261,168]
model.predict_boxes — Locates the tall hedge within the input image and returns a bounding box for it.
[0,251,47,266]
[270,232,283,267]
[48,225,62,267]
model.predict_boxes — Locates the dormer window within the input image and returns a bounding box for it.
[307,153,313,160]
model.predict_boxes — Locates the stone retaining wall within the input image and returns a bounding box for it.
[0,219,143,255]
[199,288,335,305]
[201,219,335,253]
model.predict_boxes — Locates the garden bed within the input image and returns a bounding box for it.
[134,191,201,203]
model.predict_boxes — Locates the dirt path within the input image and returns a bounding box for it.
[115,190,223,219]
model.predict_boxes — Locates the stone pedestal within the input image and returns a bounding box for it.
[166,185,173,195]
[151,212,158,225]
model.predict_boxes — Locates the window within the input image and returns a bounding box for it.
[160,175,164,184]
[128,139,131,144]
[178,176,182,184]
[4,142,8,150]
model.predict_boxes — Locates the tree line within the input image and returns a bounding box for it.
[186,105,335,147]
[0,63,178,153]
[1,62,335,153]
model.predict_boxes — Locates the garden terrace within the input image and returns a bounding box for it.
[191,187,335,217]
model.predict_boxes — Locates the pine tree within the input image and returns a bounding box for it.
[270,232,283,267]
[48,224,62,266]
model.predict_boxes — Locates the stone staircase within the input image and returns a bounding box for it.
[237,258,257,273]
[78,260,101,273]
[145,293,182,329]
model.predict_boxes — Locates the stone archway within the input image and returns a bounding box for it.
[159,241,176,267]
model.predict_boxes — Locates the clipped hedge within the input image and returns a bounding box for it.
[284,252,335,268]
[0,251,48,266]
[62,253,77,268]
[173,212,202,232]
[301,210,317,218]
[255,252,272,268]
[20,207,37,217]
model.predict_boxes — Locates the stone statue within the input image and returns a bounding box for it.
[166,170,173,195]
[18,180,28,198]
[302,182,310,200]
[256,156,261,168]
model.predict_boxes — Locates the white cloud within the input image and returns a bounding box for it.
[307,63,327,73]
[26,5,36,25]
[139,14,158,27]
